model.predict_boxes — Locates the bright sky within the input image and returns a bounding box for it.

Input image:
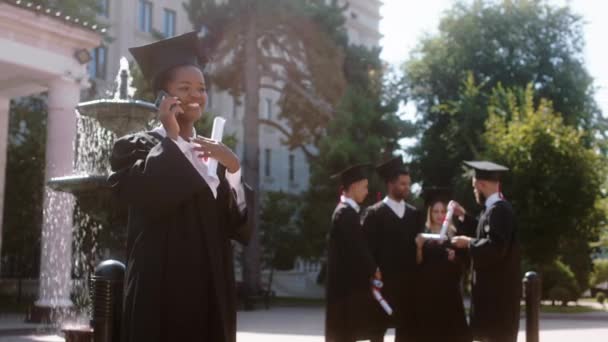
[379,0,608,119]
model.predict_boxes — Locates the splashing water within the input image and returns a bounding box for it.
[40,56,148,327]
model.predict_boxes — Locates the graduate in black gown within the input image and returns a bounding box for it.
[451,161,521,342]
[362,157,424,341]
[108,32,251,342]
[325,164,385,342]
[414,187,471,342]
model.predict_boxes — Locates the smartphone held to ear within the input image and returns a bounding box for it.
[155,90,182,116]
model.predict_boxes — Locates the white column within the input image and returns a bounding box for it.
[0,96,10,275]
[35,78,79,308]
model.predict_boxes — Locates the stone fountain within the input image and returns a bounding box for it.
[38,57,156,341]
[47,57,156,210]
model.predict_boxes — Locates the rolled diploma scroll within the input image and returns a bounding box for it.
[207,117,226,177]
[420,202,455,241]
[372,279,393,316]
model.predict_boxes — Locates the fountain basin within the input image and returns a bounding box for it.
[47,174,123,224]
[76,99,156,137]
[62,325,94,342]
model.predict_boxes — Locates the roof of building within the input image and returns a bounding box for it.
[2,0,106,34]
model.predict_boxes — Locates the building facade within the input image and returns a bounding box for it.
[92,0,382,194]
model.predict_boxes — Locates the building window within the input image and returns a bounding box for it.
[265,148,271,177]
[265,98,273,119]
[99,0,110,17]
[138,0,153,32]
[289,154,295,182]
[163,9,176,38]
[88,46,107,80]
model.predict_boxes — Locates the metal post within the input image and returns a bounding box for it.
[91,260,125,342]
[523,271,540,342]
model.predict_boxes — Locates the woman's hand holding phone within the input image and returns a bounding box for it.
[156,91,182,140]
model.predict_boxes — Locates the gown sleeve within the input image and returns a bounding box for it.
[454,213,478,237]
[219,171,252,245]
[362,208,380,265]
[469,205,514,270]
[334,209,377,279]
[108,133,208,210]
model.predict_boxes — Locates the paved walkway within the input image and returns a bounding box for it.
[1,306,607,341]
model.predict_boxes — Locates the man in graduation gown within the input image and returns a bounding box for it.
[451,161,521,342]
[108,32,252,342]
[325,164,385,342]
[362,157,424,341]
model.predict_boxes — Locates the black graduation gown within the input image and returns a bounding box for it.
[362,201,424,340]
[455,200,521,342]
[325,203,382,342]
[416,231,471,342]
[108,131,251,342]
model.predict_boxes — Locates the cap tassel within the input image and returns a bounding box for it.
[498,182,505,199]
[338,186,344,204]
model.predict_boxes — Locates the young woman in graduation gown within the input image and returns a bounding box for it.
[108,32,251,342]
[414,193,471,342]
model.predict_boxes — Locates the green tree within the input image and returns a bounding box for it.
[259,191,301,271]
[1,97,47,278]
[591,259,608,287]
[484,84,606,289]
[405,0,601,191]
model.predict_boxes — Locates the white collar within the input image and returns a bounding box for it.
[340,195,360,213]
[485,192,502,209]
[383,196,406,218]
[152,125,197,142]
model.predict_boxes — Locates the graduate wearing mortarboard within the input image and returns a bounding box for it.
[413,187,471,342]
[450,161,521,342]
[361,157,425,341]
[325,164,385,342]
[108,32,251,342]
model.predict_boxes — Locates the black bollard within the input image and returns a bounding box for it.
[523,271,540,342]
[91,260,126,342]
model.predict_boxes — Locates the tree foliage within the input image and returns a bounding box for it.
[484,84,606,289]
[259,192,301,270]
[405,0,601,190]
[1,97,47,278]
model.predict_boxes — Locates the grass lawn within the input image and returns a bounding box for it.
[537,304,601,314]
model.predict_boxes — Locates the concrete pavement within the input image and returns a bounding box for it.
[1,306,607,341]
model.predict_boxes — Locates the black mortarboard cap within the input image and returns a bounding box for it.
[421,186,452,208]
[376,156,409,182]
[129,31,208,86]
[463,160,509,181]
[331,164,371,188]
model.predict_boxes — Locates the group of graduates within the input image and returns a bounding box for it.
[325,157,521,342]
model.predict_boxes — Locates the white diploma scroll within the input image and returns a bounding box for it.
[420,201,455,241]
[206,117,226,177]
[372,279,393,316]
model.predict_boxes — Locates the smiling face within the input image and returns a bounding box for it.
[164,65,207,123]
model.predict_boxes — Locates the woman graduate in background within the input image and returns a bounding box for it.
[414,188,471,342]
[108,32,251,342]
